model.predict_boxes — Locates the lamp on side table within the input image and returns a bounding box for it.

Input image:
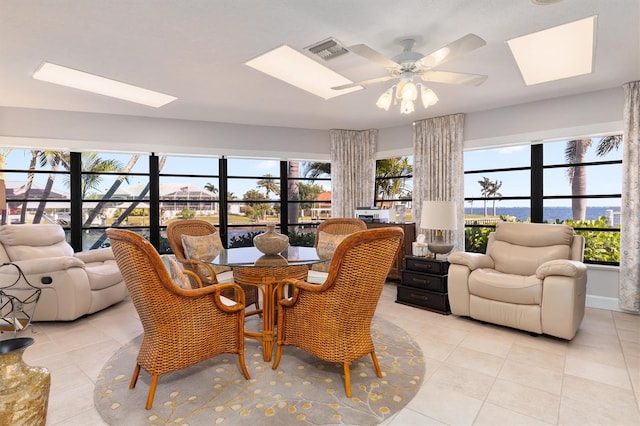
[420,200,457,259]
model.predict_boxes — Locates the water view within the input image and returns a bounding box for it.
[465,206,621,226]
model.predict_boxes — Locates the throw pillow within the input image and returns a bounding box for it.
[160,255,192,289]
[181,233,232,276]
[311,231,348,273]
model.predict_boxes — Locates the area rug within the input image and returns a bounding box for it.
[94,316,424,425]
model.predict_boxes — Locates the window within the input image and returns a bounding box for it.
[374,156,413,221]
[463,135,622,264]
[1,149,71,233]
[80,152,150,250]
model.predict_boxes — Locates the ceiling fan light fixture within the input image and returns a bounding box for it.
[400,98,415,114]
[420,86,439,107]
[376,87,394,110]
[401,82,418,101]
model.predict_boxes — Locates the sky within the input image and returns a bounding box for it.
[463,137,622,208]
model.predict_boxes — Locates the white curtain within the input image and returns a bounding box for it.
[330,129,377,218]
[619,81,640,313]
[413,114,465,251]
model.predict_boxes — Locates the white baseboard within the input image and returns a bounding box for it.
[586,295,622,312]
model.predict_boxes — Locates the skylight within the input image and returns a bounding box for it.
[245,45,361,99]
[507,15,597,86]
[32,62,177,108]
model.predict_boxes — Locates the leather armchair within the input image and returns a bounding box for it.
[0,224,127,321]
[448,222,587,340]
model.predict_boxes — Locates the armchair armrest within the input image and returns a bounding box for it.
[448,252,494,271]
[536,259,587,279]
[74,247,115,263]
[277,277,325,306]
[172,282,246,313]
[4,256,85,275]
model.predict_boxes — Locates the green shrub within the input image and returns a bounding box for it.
[464,226,493,253]
[287,230,315,247]
[229,231,262,248]
[180,208,195,219]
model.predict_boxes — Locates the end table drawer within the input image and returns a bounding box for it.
[405,258,449,275]
[402,271,447,292]
[396,285,450,313]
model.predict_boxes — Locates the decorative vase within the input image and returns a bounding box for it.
[255,254,288,266]
[0,337,51,426]
[253,224,289,255]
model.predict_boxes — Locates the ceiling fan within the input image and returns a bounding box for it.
[332,34,488,113]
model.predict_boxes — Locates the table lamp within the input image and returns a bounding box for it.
[420,200,457,259]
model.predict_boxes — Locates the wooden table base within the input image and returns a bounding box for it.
[233,265,309,361]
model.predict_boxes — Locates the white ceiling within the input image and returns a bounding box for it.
[1,0,638,131]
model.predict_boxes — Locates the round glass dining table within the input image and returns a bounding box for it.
[210,246,328,361]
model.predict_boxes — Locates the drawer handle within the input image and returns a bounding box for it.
[410,292,429,301]
[415,264,433,271]
[411,277,431,285]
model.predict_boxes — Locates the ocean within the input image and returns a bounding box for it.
[464,206,621,225]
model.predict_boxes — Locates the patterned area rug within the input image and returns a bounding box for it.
[94,316,424,425]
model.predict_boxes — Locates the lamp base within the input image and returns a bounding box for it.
[427,231,453,260]
[427,242,453,259]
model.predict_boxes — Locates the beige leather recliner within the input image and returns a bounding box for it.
[0,224,127,321]
[448,222,587,340]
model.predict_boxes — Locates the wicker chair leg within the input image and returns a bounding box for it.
[272,344,283,369]
[370,351,383,378]
[343,362,352,398]
[238,353,251,379]
[146,374,159,410]
[129,364,141,389]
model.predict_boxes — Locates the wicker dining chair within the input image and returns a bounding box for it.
[272,227,404,397]
[307,218,368,284]
[166,219,260,313]
[106,228,250,410]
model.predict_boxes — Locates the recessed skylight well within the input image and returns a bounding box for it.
[507,15,597,86]
[245,45,361,99]
[32,62,177,107]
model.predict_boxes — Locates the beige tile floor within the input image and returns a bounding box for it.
[6,283,640,426]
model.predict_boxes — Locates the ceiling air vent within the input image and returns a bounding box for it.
[305,37,349,61]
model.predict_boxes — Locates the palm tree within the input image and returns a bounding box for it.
[288,161,300,226]
[19,150,40,223]
[565,135,622,220]
[478,176,492,217]
[302,161,330,180]
[375,157,412,207]
[83,154,139,227]
[488,180,503,216]
[75,152,124,199]
[204,182,218,197]
[32,151,124,224]
[89,156,167,249]
[256,174,280,199]
[33,151,67,223]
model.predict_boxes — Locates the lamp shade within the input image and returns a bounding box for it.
[420,200,457,230]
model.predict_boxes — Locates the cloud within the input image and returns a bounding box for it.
[256,160,279,170]
[497,145,527,154]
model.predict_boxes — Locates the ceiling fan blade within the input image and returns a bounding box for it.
[420,70,488,86]
[347,44,400,69]
[331,75,397,90]
[417,33,486,69]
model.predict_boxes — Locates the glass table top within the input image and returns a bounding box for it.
[210,246,327,268]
